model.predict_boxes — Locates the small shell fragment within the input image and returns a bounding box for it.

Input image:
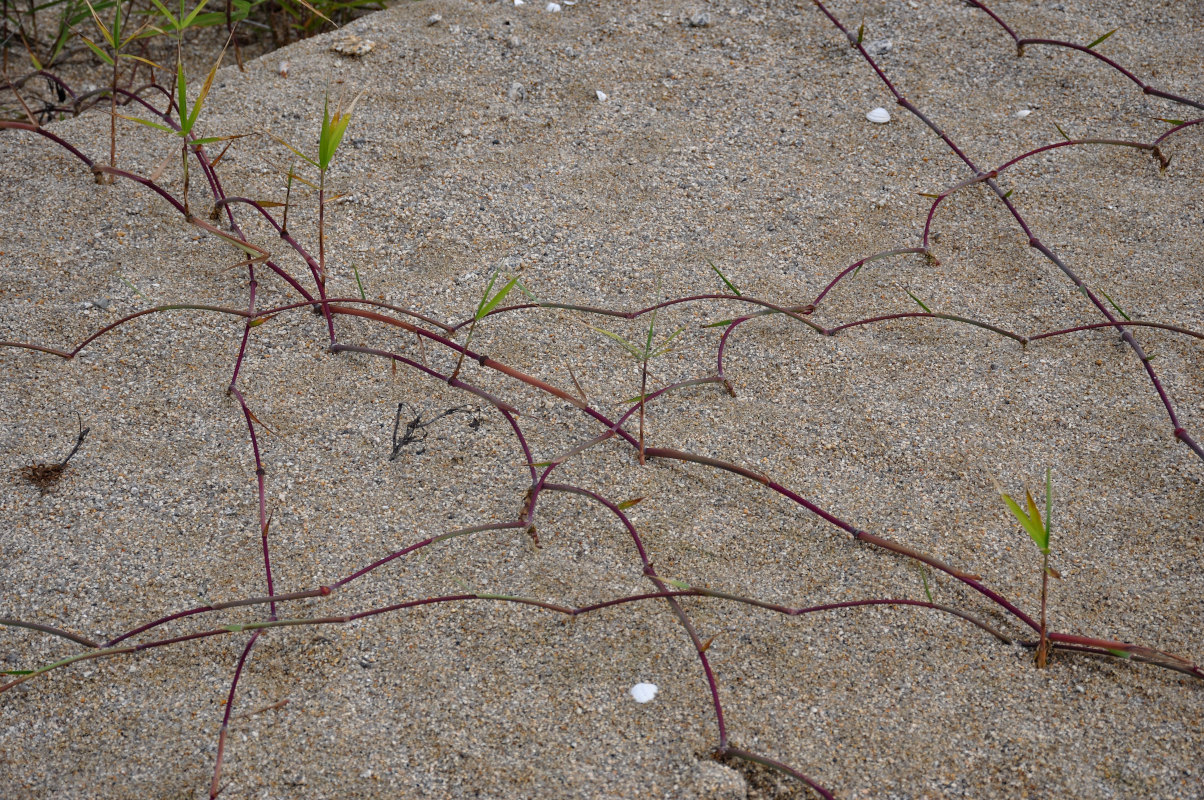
[546,1,561,10]
[866,107,891,124]
[596,90,608,102]
[1015,109,1032,118]
[278,60,289,78]
[330,34,375,57]
[630,683,658,703]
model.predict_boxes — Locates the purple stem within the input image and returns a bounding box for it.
[805,0,1202,464]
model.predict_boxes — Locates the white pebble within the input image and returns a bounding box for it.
[630,683,658,703]
[1015,109,1032,118]
[278,60,289,78]
[546,1,561,10]
[866,107,891,124]
[514,0,524,5]
[596,90,608,102]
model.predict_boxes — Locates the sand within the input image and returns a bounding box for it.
[2,0,1202,797]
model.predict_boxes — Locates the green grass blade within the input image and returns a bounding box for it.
[116,112,175,133]
[478,275,520,319]
[179,0,211,27]
[1098,288,1131,321]
[1086,27,1117,49]
[651,326,685,357]
[1001,491,1048,552]
[78,34,115,65]
[175,57,188,127]
[185,36,227,133]
[353,264,366,300]
[709,261,741,296]
[1044,468,1053,545]
[905,289,931,313]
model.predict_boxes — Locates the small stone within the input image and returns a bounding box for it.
[595,90,608,102]
[688,12,711,27]
[866,107,891,124]
[278,60,290,78]
[630,682,658,703]
[427,13,441,25]
[545,1,561,10]
[89,298,113,311]
[867,38,892,55]
[1015,109,1032,118]
[506,35,522,48]
[330,34,375,57]
[513,0,523,5]
[507,81,526,103]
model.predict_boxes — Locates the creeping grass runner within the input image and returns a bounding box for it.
[1,1,1203,798]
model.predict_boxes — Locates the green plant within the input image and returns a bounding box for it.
[77,0,157,178]
[1001,469,1058,668]
[449,269,522,382]
[117,38,231,213]
[589,294,683,465]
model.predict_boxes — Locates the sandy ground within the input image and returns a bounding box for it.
[2,0,1203,798]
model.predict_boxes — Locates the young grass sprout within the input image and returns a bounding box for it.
[1000,469,1059,668]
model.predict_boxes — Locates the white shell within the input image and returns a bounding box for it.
[630,683,658,703]
[866,107,891,124]
[546,1,561,10]
[1015,109,1032,118]
[513,0,524,5]
[596,90,608,102]
[278,60,289,77]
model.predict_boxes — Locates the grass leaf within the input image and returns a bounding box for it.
[184,35,228,134]
[478,275,520,319]
[1098,288,1131,321]
[268,134,319,170]
[709,260,741,296]
[1086,27,1117,49]
[115,112,175,134]
[617,497,644,510]
[78,33,115,65]
[1001,490,1048,553]
[589,325,643,359]
[905,289,931,313]
[353,264,367,300]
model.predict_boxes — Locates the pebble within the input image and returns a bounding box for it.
[630,683,658,703]
[508,82,526,103]
[866,107,891,124]
[688,12,711,27]
[868,39,892,56]
[506,35,522,48]
[546,2,561,11]
[1015,109,1032,118]
[596,90,608,102]
[330,34,375,57]
[427,13,441,25]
